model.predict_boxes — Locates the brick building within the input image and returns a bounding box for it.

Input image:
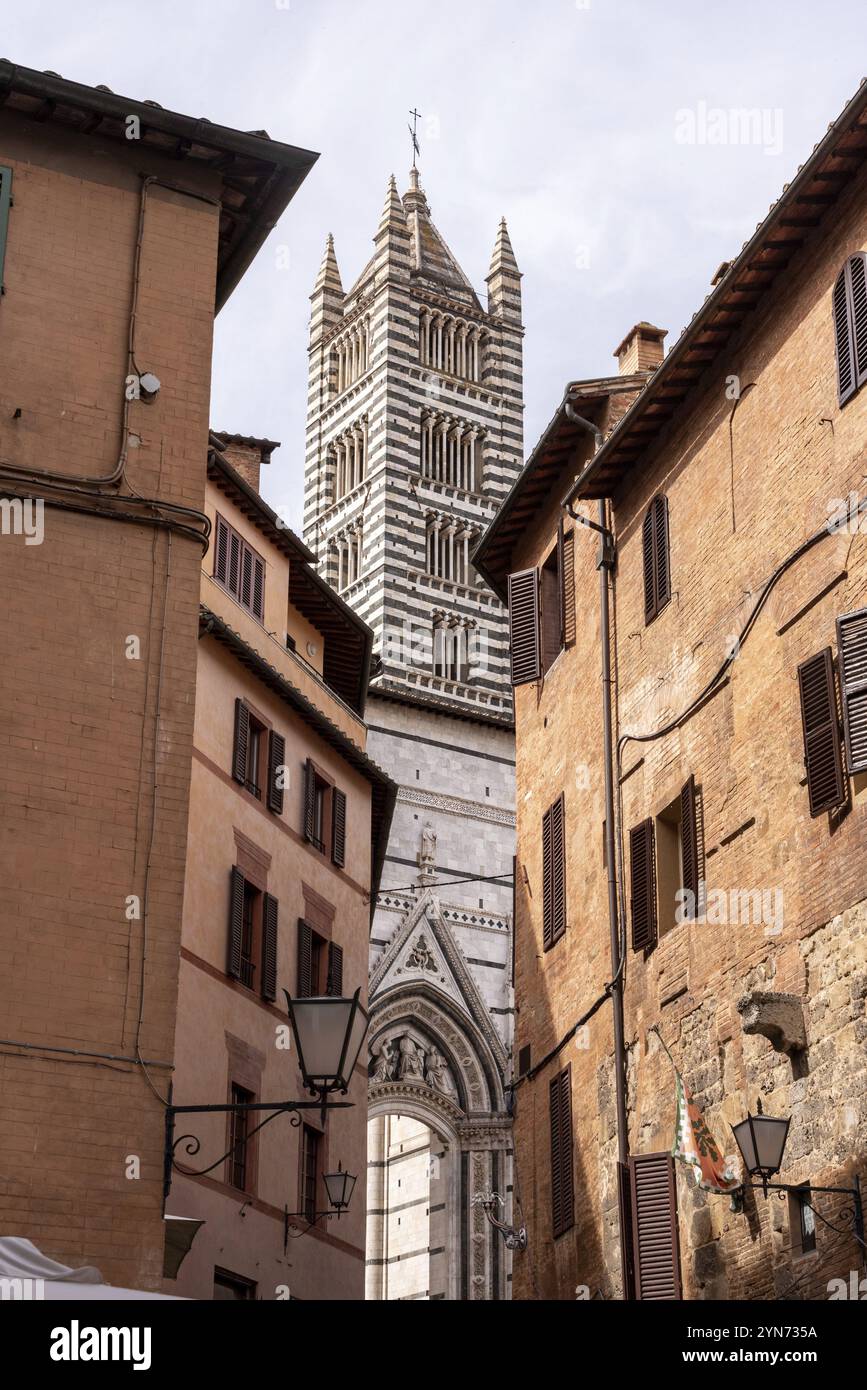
[0,63,329,1291]
[475,80,867,1300]
[167,434,394,1300]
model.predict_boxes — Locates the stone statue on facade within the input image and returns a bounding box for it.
[370,1038,395,1083]
[397,1034,425,1080]
[424,1044,452,1094]
[405,933,438,972]
[417,822,437,884]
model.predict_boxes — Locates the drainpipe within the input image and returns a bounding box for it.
[562,401,629,1182]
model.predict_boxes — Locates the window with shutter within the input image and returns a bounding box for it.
[549,1066,574,1238]
[629,1152,682,1300]
[213,513,266,622]
[837,607,867,775]
[227,867,245,981]
[267,731,285,814]
[508,568,542,685]
[331,788,347,868]
[630,818,657,951]
[833,254,867,406]
[304,759,317,844]
[679,775,700,918]
[326,942,343,996]
[517,1044,531,1077]
[642,496,670,624]
[261,894,278,1002]
[542,793,566,951]
[797,648,846,816]
[561,526,576,648]
[617,1162,637,1301]
[232,699,249,785]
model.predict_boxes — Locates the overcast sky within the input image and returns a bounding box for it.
[5,0,866,527]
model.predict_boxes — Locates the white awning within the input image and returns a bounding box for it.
[0,1237,186,1300]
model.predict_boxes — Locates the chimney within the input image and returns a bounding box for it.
[210,433,277,494]
[613,322,667,376]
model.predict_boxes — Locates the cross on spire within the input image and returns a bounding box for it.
[408,107,421,168]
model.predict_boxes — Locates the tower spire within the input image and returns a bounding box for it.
[308,232,344,347]
[486,216,522,323]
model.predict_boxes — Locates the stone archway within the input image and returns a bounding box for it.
[364,989,512,1301]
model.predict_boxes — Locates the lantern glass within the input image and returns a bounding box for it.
[285,989,369,1093]
[732,1112,790,1178]
[324,1166,357,1212]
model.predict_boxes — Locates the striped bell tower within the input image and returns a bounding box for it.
[304,171,523,1299]
[303,168,524,719]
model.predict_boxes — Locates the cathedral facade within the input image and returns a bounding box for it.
[303,169,523,1299]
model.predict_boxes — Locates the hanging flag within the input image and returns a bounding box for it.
[672,1069,740,1193]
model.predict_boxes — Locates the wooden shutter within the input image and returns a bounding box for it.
[267,731,285,814]
[303,759,316,842]
[0,164,12,293]
[508,568,541,685]
[617,1161,637,1301]
[561,526,576,647]
[642,506,656,621]
[542,793,566,951]
[214,517,229,583]
[227,867,245,980]
[850,253,867,388]
[630,818,657,951]
[679,775,699,918]
[227,529,241,597]
[252,555,265,620]
[331,788,347,868]
[549,1066,574,1238]
[232,699,249,785]
[797,648,845,816]
[297,920,314,998]
[653,495,670,611]
[834,266,857,404]
[629,1152,682,1300]
[261,893,278,1002]
[240,545,253,609]
[326,942,343,997]
[837,608,867,774]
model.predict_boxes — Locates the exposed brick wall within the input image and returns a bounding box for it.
[508,162,867,1300]
[0,114,221,1288]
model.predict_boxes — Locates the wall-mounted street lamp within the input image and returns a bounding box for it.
[163,989,369,1202]
[283,1162,358,1248]
[472,1191,528,1251]
[730,1100,864,1249]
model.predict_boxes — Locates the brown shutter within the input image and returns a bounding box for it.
[797,648,845,816]
[629,1152,682,1300]
[653,495,671,611]
[331,788,347,868]
[303,759,316,842]
[326,942,343,997]
[232,699,249,785]
[617,1161,637,1301]
[642,506,655,621]
[214,517,229,583]
[556,518,566,648]
[508,568,542,685]
[837,607,867,774]
[261,893,278,1002]
[550,1066,574,1238]
[542,804,553,950]
[551,793,566,947]
[240,545,253,609]
[267,731,285,814]
[850,253,867,387]
[227,529,241,596]
[252,555,265,620]
[561,527,576,647]
[227,867,245,980]
[630,818,657,951]
[834,266,856,404]
[679,774,699,917]
[297,919,314,998]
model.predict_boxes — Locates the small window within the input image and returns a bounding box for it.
[227,868,278,1001]
[642,495,671,624]
[213,1268,257,1300]
[0,165,12,296]
[228,1083,255,1192]
[297,919,343,997]
[214,514,265,621]
[550,1065,574,1238]
[301,1125,322,1222]
[542,793,566,950]
[239,881,259,989]
[789,1185,817,1256]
